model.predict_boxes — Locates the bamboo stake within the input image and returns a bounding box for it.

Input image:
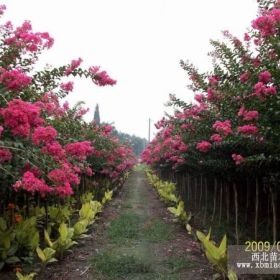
[203,178,208,225]
[194,177,198,210]
[219,182,223,225]
[245,178,250,223]
[270,186,277,242]
[254,178,259,241]
[233,183,239,244]
[211,178,217,222]
[199,175,203,210]
[226,184,230,223]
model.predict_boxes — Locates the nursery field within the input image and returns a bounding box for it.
[1,0,280,279]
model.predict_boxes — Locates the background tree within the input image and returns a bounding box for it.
[93,104,101,124]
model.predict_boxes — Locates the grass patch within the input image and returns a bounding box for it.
[91,252,152,278]
[143,219,173,242]
[163,256,195,273]
[107,212,141,243]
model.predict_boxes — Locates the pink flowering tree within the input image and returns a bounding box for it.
[0,5,133,214]
[142,0,280,244]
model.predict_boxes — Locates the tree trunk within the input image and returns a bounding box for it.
[199,176,203,210]
[270,186,277,242]
[254,178,259,241]
[233,183,239,244]
[219,182,223,225]
[211,178,217,222]
[203,178,208,225]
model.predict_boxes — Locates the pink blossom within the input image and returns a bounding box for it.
[194,93,205,103]
[0,68,32,91]
[48,169,68,185]
[14,171,52,197]
[102,124,113,136]
[41,141,65,160]
[89,66,117,86]
[63,101,70,111]
[232,154,244,165]
[243,111,259,121]
[252,14,276,37]
[0,148,12,163]
[237,124,258,135]
[238,107,259,121]
[239,72,250,83]
[1,99,43,137]
[210,134,222,143]
[0,4,6,15]
[208,75,219,86]
[55,183,73,197]
[65,141,93,160]
[244,33,250,41]
[85,167,93,176]
[64,58,83,76]
[5,20,54,51]
[60,81,74,92]
[212,120,232,136]
[258,71,271,83]
[32,126,57,145]
[196,141,212,152]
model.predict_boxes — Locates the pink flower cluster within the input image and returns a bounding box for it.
[64,58,82,76]
[210,134,222,143]
[252,8,280,37]
[65,141,93,160]
[89,66,117,86]
[41,141,65,160]
[1,99,43,137]
[237,124,258,135]
[60,81,74,92]
[0,148,12,163]
[32,126,58,146]
[0,68,32,91]
[252,82,276,98]
[5,21,54,52]
[212,120,232,136]
[0,4,6,15]
[13,171,52,197]
[238,106,259,121]
[232,154,244,165]
[239,71,250,83]
[196,141,212,153]
[258,71,271,83]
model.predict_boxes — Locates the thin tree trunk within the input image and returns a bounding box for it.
[211,178,218,222]
[199,176,203,210]
[270,186,277,242]
[203,178,208,225]
[189,175,192,209]
[194,177,197,210]
[219,182,223,225]
[226,184,230,223]
[245,178,250,223]
[233,183,239,244]
[254,178,259,241]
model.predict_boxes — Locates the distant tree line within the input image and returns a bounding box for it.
[93,104,147,157]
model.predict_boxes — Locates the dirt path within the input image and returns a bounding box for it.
[39,170,213,279]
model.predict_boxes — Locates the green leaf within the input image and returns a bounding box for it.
[0,218,7,231]
[44,230,53,248]
[227,269,238,280]
[5,256,20,264]
[36,247,46,262]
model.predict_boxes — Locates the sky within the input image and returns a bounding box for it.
[3,0,258,139]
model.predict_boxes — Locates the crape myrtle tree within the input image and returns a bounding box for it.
[142,0,280,243]
[0,4,135,214]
